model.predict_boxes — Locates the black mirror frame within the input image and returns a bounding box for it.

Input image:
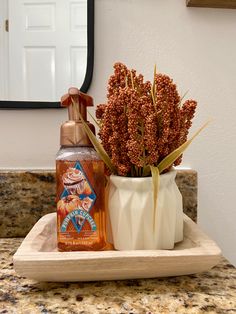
[0,0,94,109]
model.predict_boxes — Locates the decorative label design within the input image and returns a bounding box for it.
[57,162,97,233]
[61,209,97,232]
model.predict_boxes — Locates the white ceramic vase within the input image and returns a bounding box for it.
[108,169,183,250]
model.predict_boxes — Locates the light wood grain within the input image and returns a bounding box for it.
[13,213,222,282]
[187,0,236,9]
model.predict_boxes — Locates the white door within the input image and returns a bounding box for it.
[8,0,87,101]
[0,0,8,100]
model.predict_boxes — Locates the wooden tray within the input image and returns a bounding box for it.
[13,213,221,282]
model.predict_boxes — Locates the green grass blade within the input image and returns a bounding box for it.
[88,111,101,128]
[153,64,157,90]
[178,90,189,107]
[150,165,160,232]
[125,75,128,88]
[157,121,210,174]
[151,64,157,106]
[130,71,135,89]
[151,88,155,106]
[77,110,116,174]
[142,164,151,177]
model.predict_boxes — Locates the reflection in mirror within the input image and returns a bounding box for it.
[0,0,94,108]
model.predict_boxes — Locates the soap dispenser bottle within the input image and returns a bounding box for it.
[56,87,107,251]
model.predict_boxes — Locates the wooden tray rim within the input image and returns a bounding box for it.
[14,213,222,262]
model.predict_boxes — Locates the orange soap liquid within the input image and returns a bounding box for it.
[56,156,107,251]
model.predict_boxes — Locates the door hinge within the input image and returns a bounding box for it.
[5,19,9,32]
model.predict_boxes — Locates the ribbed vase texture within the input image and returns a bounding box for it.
[108,170,183,250]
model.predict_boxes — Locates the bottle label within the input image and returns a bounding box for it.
[57,161,97,234]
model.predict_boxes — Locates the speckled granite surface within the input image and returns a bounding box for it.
[0,238,235,314]
[175,170,197,223]
[0,170,197,237]
[0,171,56,237]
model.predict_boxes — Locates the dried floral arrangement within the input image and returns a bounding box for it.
[78,62,207,180]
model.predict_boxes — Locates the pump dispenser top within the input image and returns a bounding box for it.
[60,87,95,147]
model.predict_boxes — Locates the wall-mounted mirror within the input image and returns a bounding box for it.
[0,0,94,109]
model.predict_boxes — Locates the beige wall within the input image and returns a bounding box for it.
[1,0,236,264]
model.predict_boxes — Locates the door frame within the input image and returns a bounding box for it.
[0,0,94,109]
[0,0,9,101]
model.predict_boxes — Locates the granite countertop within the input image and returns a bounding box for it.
[0,238,236,314]
[0,170,197,237]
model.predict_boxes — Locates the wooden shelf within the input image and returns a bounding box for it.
[186,0,236,9]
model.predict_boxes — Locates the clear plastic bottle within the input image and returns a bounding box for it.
[56,89,107,251]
